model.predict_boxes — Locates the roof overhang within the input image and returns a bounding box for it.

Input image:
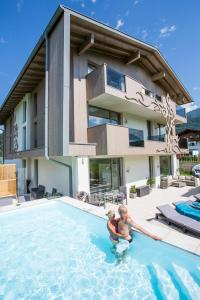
[0,5,192,124]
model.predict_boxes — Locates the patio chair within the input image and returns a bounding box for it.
[31,185,45,199]
[87,193,106,208]
[76,191,89,202]
[156,204,200,236]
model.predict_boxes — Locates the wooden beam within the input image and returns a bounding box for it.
[78,33,94,55]
[125,50,140,65]
[151,70,166,81]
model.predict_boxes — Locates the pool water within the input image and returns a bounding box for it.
[0,201,199,300]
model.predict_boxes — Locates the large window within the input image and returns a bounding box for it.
[23,101,27,123]
[160,156,172,176]
[107,67,125,92]
[129,128,144,147]
[22,126,26,151]
[33,93,38,148]
[88,106,121,128]
[90,158,121,193]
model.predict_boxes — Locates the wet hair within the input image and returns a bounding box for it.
[106,210,115,219]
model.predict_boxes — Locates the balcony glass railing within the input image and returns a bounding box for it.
[176,106,186,118]
[147,134,165,142]
[107,67,126,92]
[129,128,144,147]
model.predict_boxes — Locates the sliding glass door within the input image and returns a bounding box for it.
[160,156,172,176]
[89,158,121,193]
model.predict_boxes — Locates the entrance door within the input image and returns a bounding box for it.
[149,156,154,178]
[160,156,172,175]
[89,158,121,193]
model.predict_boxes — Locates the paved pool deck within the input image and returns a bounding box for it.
[0,185,200,255]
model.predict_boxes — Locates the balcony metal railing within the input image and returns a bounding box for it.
[147,134,165,142]
[176,106,186,118]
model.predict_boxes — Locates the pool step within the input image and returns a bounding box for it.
[147,265,166,300]
[190,270,200,287]
[172,264,200,299]
[150,264,179,300]
[167,266,192,300]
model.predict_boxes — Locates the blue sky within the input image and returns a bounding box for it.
[0,0,200,111]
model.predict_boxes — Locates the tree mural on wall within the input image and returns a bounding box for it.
[125,92,186,154]
[12,114,18,152]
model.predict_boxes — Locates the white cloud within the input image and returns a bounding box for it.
[159,25,176,38]
[141,29,148,40]
[0,37,8,44]
[81,1,85,7]
[182,102,199,113]
[134,0,139,5]
[193,87,200,91]
[115,19,124,30]
[91,0,96,3]
[17,0,23,12]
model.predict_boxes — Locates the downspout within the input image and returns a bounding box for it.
[44,33,73,197]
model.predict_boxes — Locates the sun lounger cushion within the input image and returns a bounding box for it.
[190,201,200,210]
[175,202,200,221]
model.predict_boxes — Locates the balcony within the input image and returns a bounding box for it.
[175,106,187,124]
[87,124,177,156]
[86,64,184,124]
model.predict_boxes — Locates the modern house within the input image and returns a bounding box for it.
[0,6,191,197]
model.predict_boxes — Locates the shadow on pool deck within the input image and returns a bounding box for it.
[181,186,200,197]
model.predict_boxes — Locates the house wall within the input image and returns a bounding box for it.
[71,49,168,145]
[123,113,148,140]
[38,157,72,196]
[124,155,150,189]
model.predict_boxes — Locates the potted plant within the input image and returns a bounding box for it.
[147,177,156,189]
[129,185,137,198]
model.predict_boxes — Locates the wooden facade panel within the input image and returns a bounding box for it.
[30,79,45,149]
[48,15,64,156]
[4,118,11,158]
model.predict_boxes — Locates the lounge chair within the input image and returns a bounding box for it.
[156,204,200,236]
[172,201,200,221]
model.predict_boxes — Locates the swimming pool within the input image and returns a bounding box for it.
[0,201,199,300]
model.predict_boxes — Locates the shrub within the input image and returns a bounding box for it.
[130,185,136,194]
[147,177,155,187]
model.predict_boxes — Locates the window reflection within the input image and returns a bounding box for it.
[107,67,126,92]
[88,106,121,127]
[129,128,144,147]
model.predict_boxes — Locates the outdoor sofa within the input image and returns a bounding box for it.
[156,204,200,236]
[160,175,199,188]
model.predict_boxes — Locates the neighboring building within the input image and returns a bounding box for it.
[176,107,200,134]
[178,129,200,156]
[177,107,200,155]
[0,6,191,196]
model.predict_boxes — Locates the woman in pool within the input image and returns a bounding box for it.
[106,210,132,243]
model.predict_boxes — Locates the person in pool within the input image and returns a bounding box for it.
[106,210,127,243]
[118,205,162,241]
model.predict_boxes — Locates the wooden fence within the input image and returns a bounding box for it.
[0,164,16,198]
